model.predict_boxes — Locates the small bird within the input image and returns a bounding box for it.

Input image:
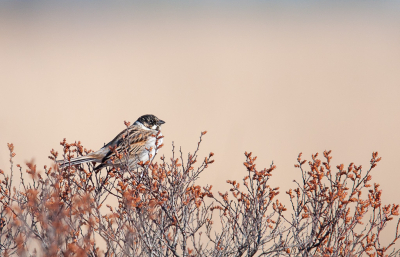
[57,114,165,171]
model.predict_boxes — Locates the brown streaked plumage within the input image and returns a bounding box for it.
[57,114,165,171]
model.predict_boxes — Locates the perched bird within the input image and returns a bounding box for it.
[57,114,165,171]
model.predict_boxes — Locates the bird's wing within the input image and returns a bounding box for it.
[101,125,155,164]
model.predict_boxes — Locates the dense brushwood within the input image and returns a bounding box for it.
[1,128,399,256]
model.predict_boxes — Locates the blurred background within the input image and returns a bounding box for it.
[1,0,399,246]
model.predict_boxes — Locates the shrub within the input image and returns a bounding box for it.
[1,129,399,256]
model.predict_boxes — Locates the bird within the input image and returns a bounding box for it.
[57,114,165,171]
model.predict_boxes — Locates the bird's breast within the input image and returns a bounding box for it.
[141,131,163,160]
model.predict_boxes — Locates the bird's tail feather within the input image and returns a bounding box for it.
[57,155,99,168]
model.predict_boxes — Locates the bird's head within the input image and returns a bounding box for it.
[135,114,165,131]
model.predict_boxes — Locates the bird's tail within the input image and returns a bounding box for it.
[57,154,100,168]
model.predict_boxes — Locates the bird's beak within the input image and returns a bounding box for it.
[157,119,165,125]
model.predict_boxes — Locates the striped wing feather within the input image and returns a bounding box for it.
[101,126,154,165]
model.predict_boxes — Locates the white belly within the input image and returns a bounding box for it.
[140,131,163,163]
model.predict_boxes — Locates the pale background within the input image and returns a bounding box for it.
[1,0,400,247]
